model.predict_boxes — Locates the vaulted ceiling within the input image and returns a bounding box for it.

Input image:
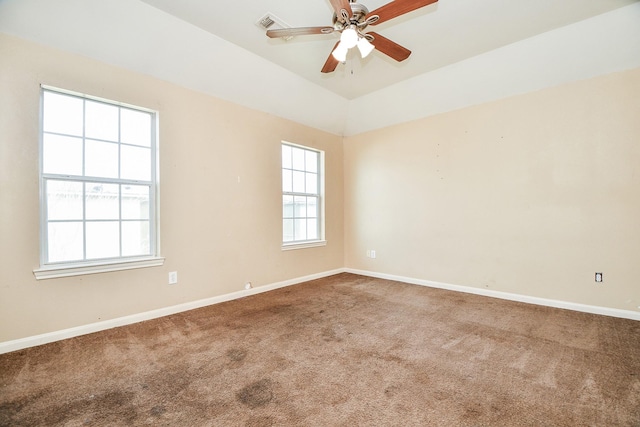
[1,0,639,135]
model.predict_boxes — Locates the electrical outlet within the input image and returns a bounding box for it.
[366,250,371,258]
[595,272,603,283]
[168,271,178,285]
[370,250,376,259]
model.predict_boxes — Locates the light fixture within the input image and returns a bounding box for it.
[331,26,376,63]
[357,37,374,58]
[340,26,359,49]
[331,43,349,62]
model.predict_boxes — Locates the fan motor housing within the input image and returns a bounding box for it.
[332,3,370,29]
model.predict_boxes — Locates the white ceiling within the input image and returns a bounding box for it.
[1,0,640,135]
[140,0,638,100]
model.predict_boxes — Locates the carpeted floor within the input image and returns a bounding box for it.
[1,273,639,426]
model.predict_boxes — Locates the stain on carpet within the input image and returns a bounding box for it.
[236,379,274,409]
[150,404,166,417]
[227,348,248,362]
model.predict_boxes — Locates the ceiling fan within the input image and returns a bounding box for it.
[266,0,438,73]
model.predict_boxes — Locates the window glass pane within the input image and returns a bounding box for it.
[305,172,318,195]
[282,169,292,192]
[282,143,323,244]
[294,219,307,241]
[307,219,318,240]
[307,197,318,218]
[86,183,119,220]
[41,89,158,266]
[43,92,83,136]
[86,221,119,259]
[292,171,305,193]
[85,100,119,142]
[121,108,151,147]
[305,150,318,173]
[48,222,83,262]
[122,185,150,220]
[85,139,118,178]
[283,219,294,242]
[46,180,83,220]
[122,221,150,256]
[283,195,294,218]
[294,196,307,217]
[282,145,292,169]
[292,147,305,170]
[121,145,151,181]
[43,134,83,175]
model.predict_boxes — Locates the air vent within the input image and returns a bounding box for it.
[255,12,293,40]
[258,15,276,29]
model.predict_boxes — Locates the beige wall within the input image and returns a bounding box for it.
[2,32,639,344]
[0,34,344,342]
[344,68,640,312]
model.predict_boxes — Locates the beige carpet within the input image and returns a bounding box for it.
[1,273,639,426]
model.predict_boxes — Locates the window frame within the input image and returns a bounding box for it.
[281,141,326,250]
[34,85,163,279]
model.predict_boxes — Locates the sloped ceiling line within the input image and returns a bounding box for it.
[0,0,639,136]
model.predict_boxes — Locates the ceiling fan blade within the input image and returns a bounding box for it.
[321,42,341,73]
[329,0,353,24]
[367,0,438,26]
[266,26,335,38]
[367,32,411,62]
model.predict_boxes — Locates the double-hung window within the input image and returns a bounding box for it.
[281,142,325,249]
[35,86,161,278]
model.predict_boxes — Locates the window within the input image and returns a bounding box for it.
[35,87,162,279]
[281,142,325,248]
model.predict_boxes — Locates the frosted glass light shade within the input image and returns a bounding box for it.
[332,42,349,62]
[340,28,359,49]
[357,37,375,58]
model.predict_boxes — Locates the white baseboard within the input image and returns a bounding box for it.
[0,268,344,355]
[345,268,640,321]
[3,267,638,354]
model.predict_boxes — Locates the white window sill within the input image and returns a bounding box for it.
[33,257,165,280]
[282,240,327,251]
